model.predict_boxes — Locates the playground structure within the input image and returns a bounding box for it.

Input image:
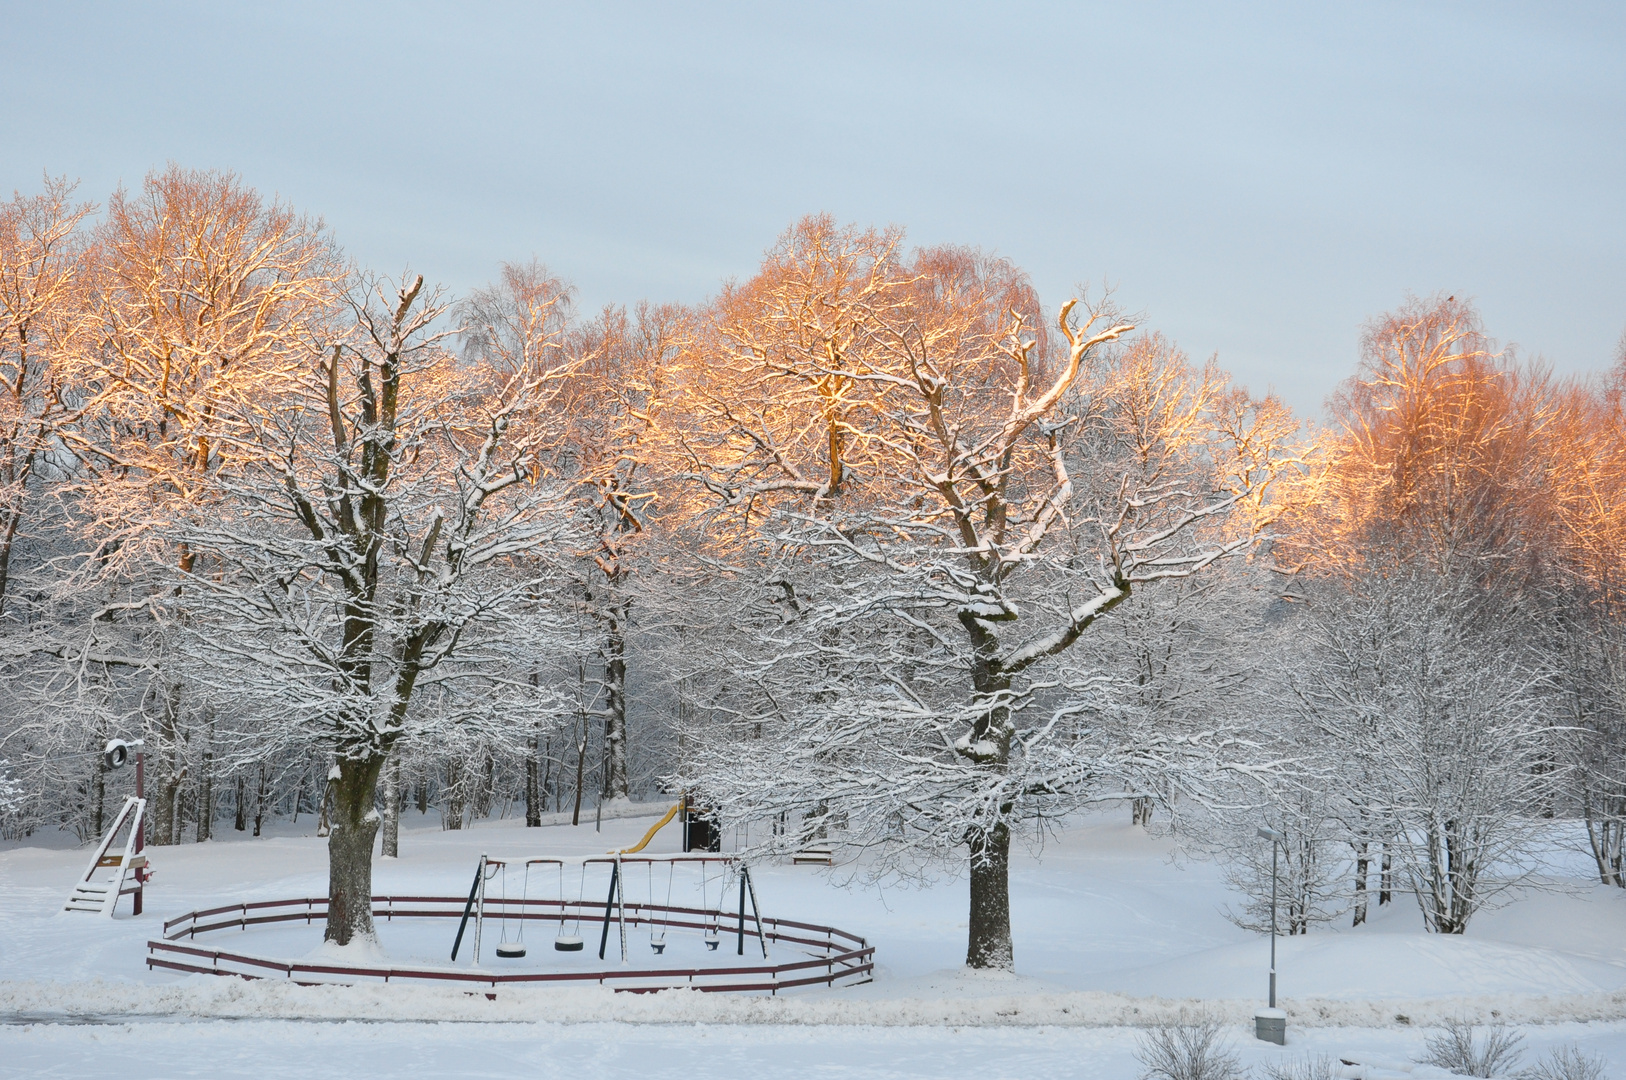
[451,853,766,966]
[63,740,148,916]
[141,797,872,993]
[145,879,874,993]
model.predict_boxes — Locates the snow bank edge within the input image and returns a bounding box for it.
[6,978,1626,1029]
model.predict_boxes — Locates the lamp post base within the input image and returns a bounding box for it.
[1254,1008,1287,1045]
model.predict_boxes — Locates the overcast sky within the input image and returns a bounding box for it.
[3,1,1621,419]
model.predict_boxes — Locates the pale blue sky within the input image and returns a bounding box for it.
[3,1,1621,418]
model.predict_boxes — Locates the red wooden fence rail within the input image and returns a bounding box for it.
[147,894,874,995]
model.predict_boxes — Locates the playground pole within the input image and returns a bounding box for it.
[133,747,145,915]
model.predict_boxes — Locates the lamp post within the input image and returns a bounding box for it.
[1255,825,1287,1045]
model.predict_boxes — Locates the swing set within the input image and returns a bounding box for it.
[450,852,767,967]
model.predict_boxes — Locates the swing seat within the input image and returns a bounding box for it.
[554,935,584,952]
[650,937,666,955]
[495,944,527,959]
[704,934,720,952]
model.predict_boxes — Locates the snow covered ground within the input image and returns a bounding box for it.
[6,806,1626,1077]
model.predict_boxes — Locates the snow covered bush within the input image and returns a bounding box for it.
[1526,1045,1608,1080]
[1420,1019,1525,1078]
[1134,1014,1244,1080]
[1258,1056,1337,1080]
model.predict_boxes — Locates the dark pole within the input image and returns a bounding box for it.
[737,872,747,956]
[598,863,619,960]
[134,749,146,916]
[450,859,485,961]
[1269,837,1278,1008]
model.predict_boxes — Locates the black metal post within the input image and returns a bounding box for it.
[598,862,619,960]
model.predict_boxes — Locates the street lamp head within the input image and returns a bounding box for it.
[1256,826,1286,843]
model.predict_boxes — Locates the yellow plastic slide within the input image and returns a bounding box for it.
[615,802,682,854]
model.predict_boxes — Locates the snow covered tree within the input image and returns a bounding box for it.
[171,271,581,945]
[32,167,343,846]
[0,176,93,613]
[1286,569,1560,933]
[678,219,1298,969]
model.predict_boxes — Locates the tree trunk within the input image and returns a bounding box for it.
[146,688,186,847]
[380,753,400,858]
[542,734,555,816]
[324,755,385,946]
[92,749,106,838]
[0,498,23,619]
[317,765,336,838]
[253,763,268,836]
[234,774,247,832]
[572,714,587,827]
[1130,797,1153,826]
[602,614,630,801]
[196,738,213,843]
[525,737,541,827]
[966,821,1013,970]
[442,757,465,830]
[473,748,495,821]
[1352,841,1369,926]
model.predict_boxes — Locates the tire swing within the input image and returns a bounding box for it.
[495,861,527,959]
[555,861,585,952]
[701,861,721,951]
[649,861,674,955]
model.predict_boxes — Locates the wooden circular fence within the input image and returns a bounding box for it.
[146,894,875,995]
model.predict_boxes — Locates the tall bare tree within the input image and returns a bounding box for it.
[176,271,581,945]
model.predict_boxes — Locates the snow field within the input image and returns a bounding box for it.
[7,806,1626,1076]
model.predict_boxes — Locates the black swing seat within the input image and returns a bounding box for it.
[704,934,720,952]
[554,935,584,952]
[495,944,527,959]
[650,938,666,954]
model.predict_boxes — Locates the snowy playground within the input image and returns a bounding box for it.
[7,805,1626,1078]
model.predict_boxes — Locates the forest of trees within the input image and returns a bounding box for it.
[1,168,1623,967]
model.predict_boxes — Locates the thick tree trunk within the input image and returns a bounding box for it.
[324,755,384,946]
[1131,797,1153,826]
[234,774,247,832]
[380,753,400,858]
[966,821,1013,970]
